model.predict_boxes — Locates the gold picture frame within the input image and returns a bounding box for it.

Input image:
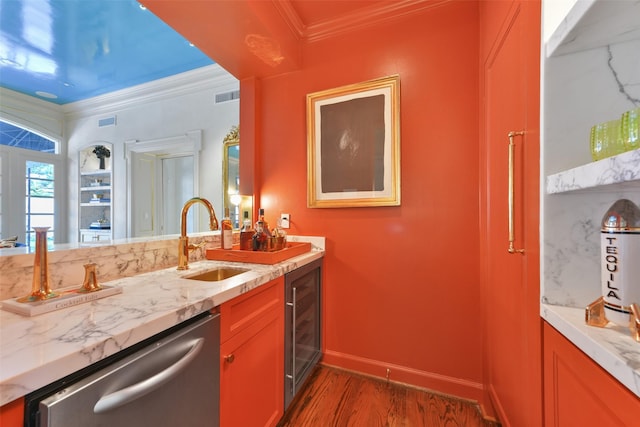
[307,75,401,208]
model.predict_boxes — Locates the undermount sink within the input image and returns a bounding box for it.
[185,267,249,282]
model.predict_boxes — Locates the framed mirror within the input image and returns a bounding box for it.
[223,126,240,228]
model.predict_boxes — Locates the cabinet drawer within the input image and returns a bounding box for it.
[220,277,283,343]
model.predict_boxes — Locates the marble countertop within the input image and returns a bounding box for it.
[541,303,640,397]
[0,247,324,406]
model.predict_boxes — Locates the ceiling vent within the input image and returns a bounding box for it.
[215,90,240,104]
[98,116,117,127]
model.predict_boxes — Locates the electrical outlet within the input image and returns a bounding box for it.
[280,213,290,229]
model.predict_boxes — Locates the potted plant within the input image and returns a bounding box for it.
[92,145,111,169]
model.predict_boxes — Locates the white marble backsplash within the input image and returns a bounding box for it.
[542,191,640,308]
[0,233,224,301]
[543,38,640,174]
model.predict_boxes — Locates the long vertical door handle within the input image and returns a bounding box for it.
[508,131,525,254]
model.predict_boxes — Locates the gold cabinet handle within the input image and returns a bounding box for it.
[508,131,525,254]
[224,354,235,363]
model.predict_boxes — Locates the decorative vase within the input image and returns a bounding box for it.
[600,199,640,326]
[17,227,58,302]
[99,156,105,169]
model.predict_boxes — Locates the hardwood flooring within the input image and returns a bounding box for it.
[278,365,500,427]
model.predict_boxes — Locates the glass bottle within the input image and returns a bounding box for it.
[221,207,233,250]
[621,107,639,152]
[252,209,269,251]
[259,208,270,236]
[239,211,254,250]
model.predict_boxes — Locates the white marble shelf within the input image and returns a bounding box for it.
[546,148,640,194]
[80,186,111,191]
[546,0,640,58]
[80,170,111,176]
[541,303,640,398]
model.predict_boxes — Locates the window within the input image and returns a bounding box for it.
[25,161,55,249]
[0,120,62,247]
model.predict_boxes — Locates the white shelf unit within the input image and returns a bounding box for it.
[79,169,112,241]
[541,0,640,397]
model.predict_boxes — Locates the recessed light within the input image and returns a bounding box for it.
[139,3,147,10]
[35,91,58,99]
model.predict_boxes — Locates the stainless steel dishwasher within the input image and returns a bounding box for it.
[25,311,219,427]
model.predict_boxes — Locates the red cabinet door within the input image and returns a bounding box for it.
[543,322,640,426]
[480,1,541,425]
[219,278,284,427]
[0,397,24,427]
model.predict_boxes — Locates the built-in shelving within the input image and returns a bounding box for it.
[546,0,640,58]
[79,146,113,241]
[542,0,640,398]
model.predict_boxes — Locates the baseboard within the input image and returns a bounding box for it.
[487,383,509,426]
[321,350,499,423]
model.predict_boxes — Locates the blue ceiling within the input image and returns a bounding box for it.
[0,0,214,105]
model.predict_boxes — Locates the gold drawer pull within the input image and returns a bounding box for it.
[224,354,235,363]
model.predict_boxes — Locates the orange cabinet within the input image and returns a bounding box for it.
[0,397,23,427]
[219,277,284,427]
[543,322,640,425]
[479,1,541,425]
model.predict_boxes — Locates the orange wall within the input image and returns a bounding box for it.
[144,0,484,403]
[256,2,483,400]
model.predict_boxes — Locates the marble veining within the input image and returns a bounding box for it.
[0,236,324,406]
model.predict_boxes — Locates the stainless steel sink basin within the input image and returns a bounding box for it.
[185,267,249,282]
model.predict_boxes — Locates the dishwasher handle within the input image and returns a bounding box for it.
[93,338,204,414]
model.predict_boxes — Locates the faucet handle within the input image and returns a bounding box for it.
[188,241,207,251]
[79,263,101,293]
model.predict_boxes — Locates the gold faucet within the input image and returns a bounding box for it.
[177,197,219,270]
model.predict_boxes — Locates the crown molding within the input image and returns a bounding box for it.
[272,0,306,41]
[0,87,65,140]
[275,0,450,43]
[62,64,238,119]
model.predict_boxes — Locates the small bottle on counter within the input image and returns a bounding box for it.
[252,209,269,251]
[239,211,254,250]
[271,219,287,251]
[259,208,270,236]
[221,207,233,250]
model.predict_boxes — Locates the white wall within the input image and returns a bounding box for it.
[64,64,239,241]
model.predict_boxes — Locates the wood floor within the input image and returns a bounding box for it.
[278,365,500,427]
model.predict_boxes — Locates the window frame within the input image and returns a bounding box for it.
[0,145,66,246]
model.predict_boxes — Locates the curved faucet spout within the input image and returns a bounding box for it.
[177,197,219,270]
